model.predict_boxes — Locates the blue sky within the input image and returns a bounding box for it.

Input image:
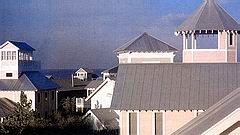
[0,0,240,69]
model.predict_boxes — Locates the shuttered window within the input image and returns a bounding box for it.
[155,112,163,135]
[129,113,137,135]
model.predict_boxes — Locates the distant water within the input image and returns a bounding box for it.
[41,69,104,79]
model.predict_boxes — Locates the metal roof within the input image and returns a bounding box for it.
[114,33,178,53]
[54,79,90,91]
[102,66,118,74]
[111,63,240,111]
[0,71,59,91]
[85,80,103,89]
[173,87,240,135]
[0,98,16,118]
[89,109,119,130]
[176,0,240,32]
[8,41,35,51]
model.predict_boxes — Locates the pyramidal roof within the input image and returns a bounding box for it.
[176,0,240,32]
[115,32,178,53]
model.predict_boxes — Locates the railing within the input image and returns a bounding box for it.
[18,60,41,72]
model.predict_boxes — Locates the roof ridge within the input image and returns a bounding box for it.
[194,1,210,30]
[20,73,38,91]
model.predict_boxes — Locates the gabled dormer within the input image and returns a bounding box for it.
[0,41,40,79]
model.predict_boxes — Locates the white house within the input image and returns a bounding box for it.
[73,68,93,81]
[0,41,59,117]
[85,78,115,109]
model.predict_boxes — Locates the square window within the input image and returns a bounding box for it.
[6,73,13,77]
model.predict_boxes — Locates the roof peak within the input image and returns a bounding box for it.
[114,32,178,53]
[176,0,240,32]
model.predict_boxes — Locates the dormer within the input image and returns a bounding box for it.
[0,41,40,79]
[175,0,240,63]
[115,32,178,64]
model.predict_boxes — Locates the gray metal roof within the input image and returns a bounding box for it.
[85,80,103,89]
[173,87,240,135]
[8,41,35,51]
[89,109,119,130]
[111,63,240,111]
[114,33,178,53]
[0,98,16,118]
[102,66,118,74]
[176,0,240,32]
[53,79,90,91]
[0,71,59,91]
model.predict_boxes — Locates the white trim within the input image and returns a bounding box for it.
[85,78,110,101]
[183,49,230,52]
[137,111,140,135]
[236,35,238,63]
[152,111,155,135]
[218,31,220,49]
[127,111,129,135]
[225,32,228,62]
[162,111,166,135]
[193,110,198,118]
[202,108,240,135]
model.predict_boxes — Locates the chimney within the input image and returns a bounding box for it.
[71,74,74,87]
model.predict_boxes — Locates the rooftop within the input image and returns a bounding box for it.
[114,32,178,53]
[0,98,16,118]
[111,63,240,111]
[0,71,59,91]
[176,0,240,32]
[0,41,35,52]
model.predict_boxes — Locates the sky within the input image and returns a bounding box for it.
[0,0,240,69]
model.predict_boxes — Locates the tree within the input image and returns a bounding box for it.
[62,97,76,115]
[3,91,35,134]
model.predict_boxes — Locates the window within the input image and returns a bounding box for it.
[7,51,11,60]
[45,92,48,100]
[38,93,41,103]
[230,33,233,46]
[19,52,23,60]
[12,51,16,60]
[51,91,54,100]
[6,73,13,77]
[155,112,163,135]
[1,51,6,60]
[129,113,137,135]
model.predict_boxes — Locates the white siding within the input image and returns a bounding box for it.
[91,80,115,109]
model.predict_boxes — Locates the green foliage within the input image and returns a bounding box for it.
[62,97,76,115]
[2,91,35,134]
[0,94,119,135]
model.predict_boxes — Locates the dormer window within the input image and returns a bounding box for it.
[1,51,6,60]
[12,51,16,60]
[7,51,11,60]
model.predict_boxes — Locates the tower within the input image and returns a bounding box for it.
[0,41,40,79]
[175,0,240,63]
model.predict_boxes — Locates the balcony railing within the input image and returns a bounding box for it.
[18,60,41,72]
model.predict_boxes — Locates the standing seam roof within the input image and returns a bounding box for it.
[111,63,240,111]
[176,0,240,32]
[114,33,178,53]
